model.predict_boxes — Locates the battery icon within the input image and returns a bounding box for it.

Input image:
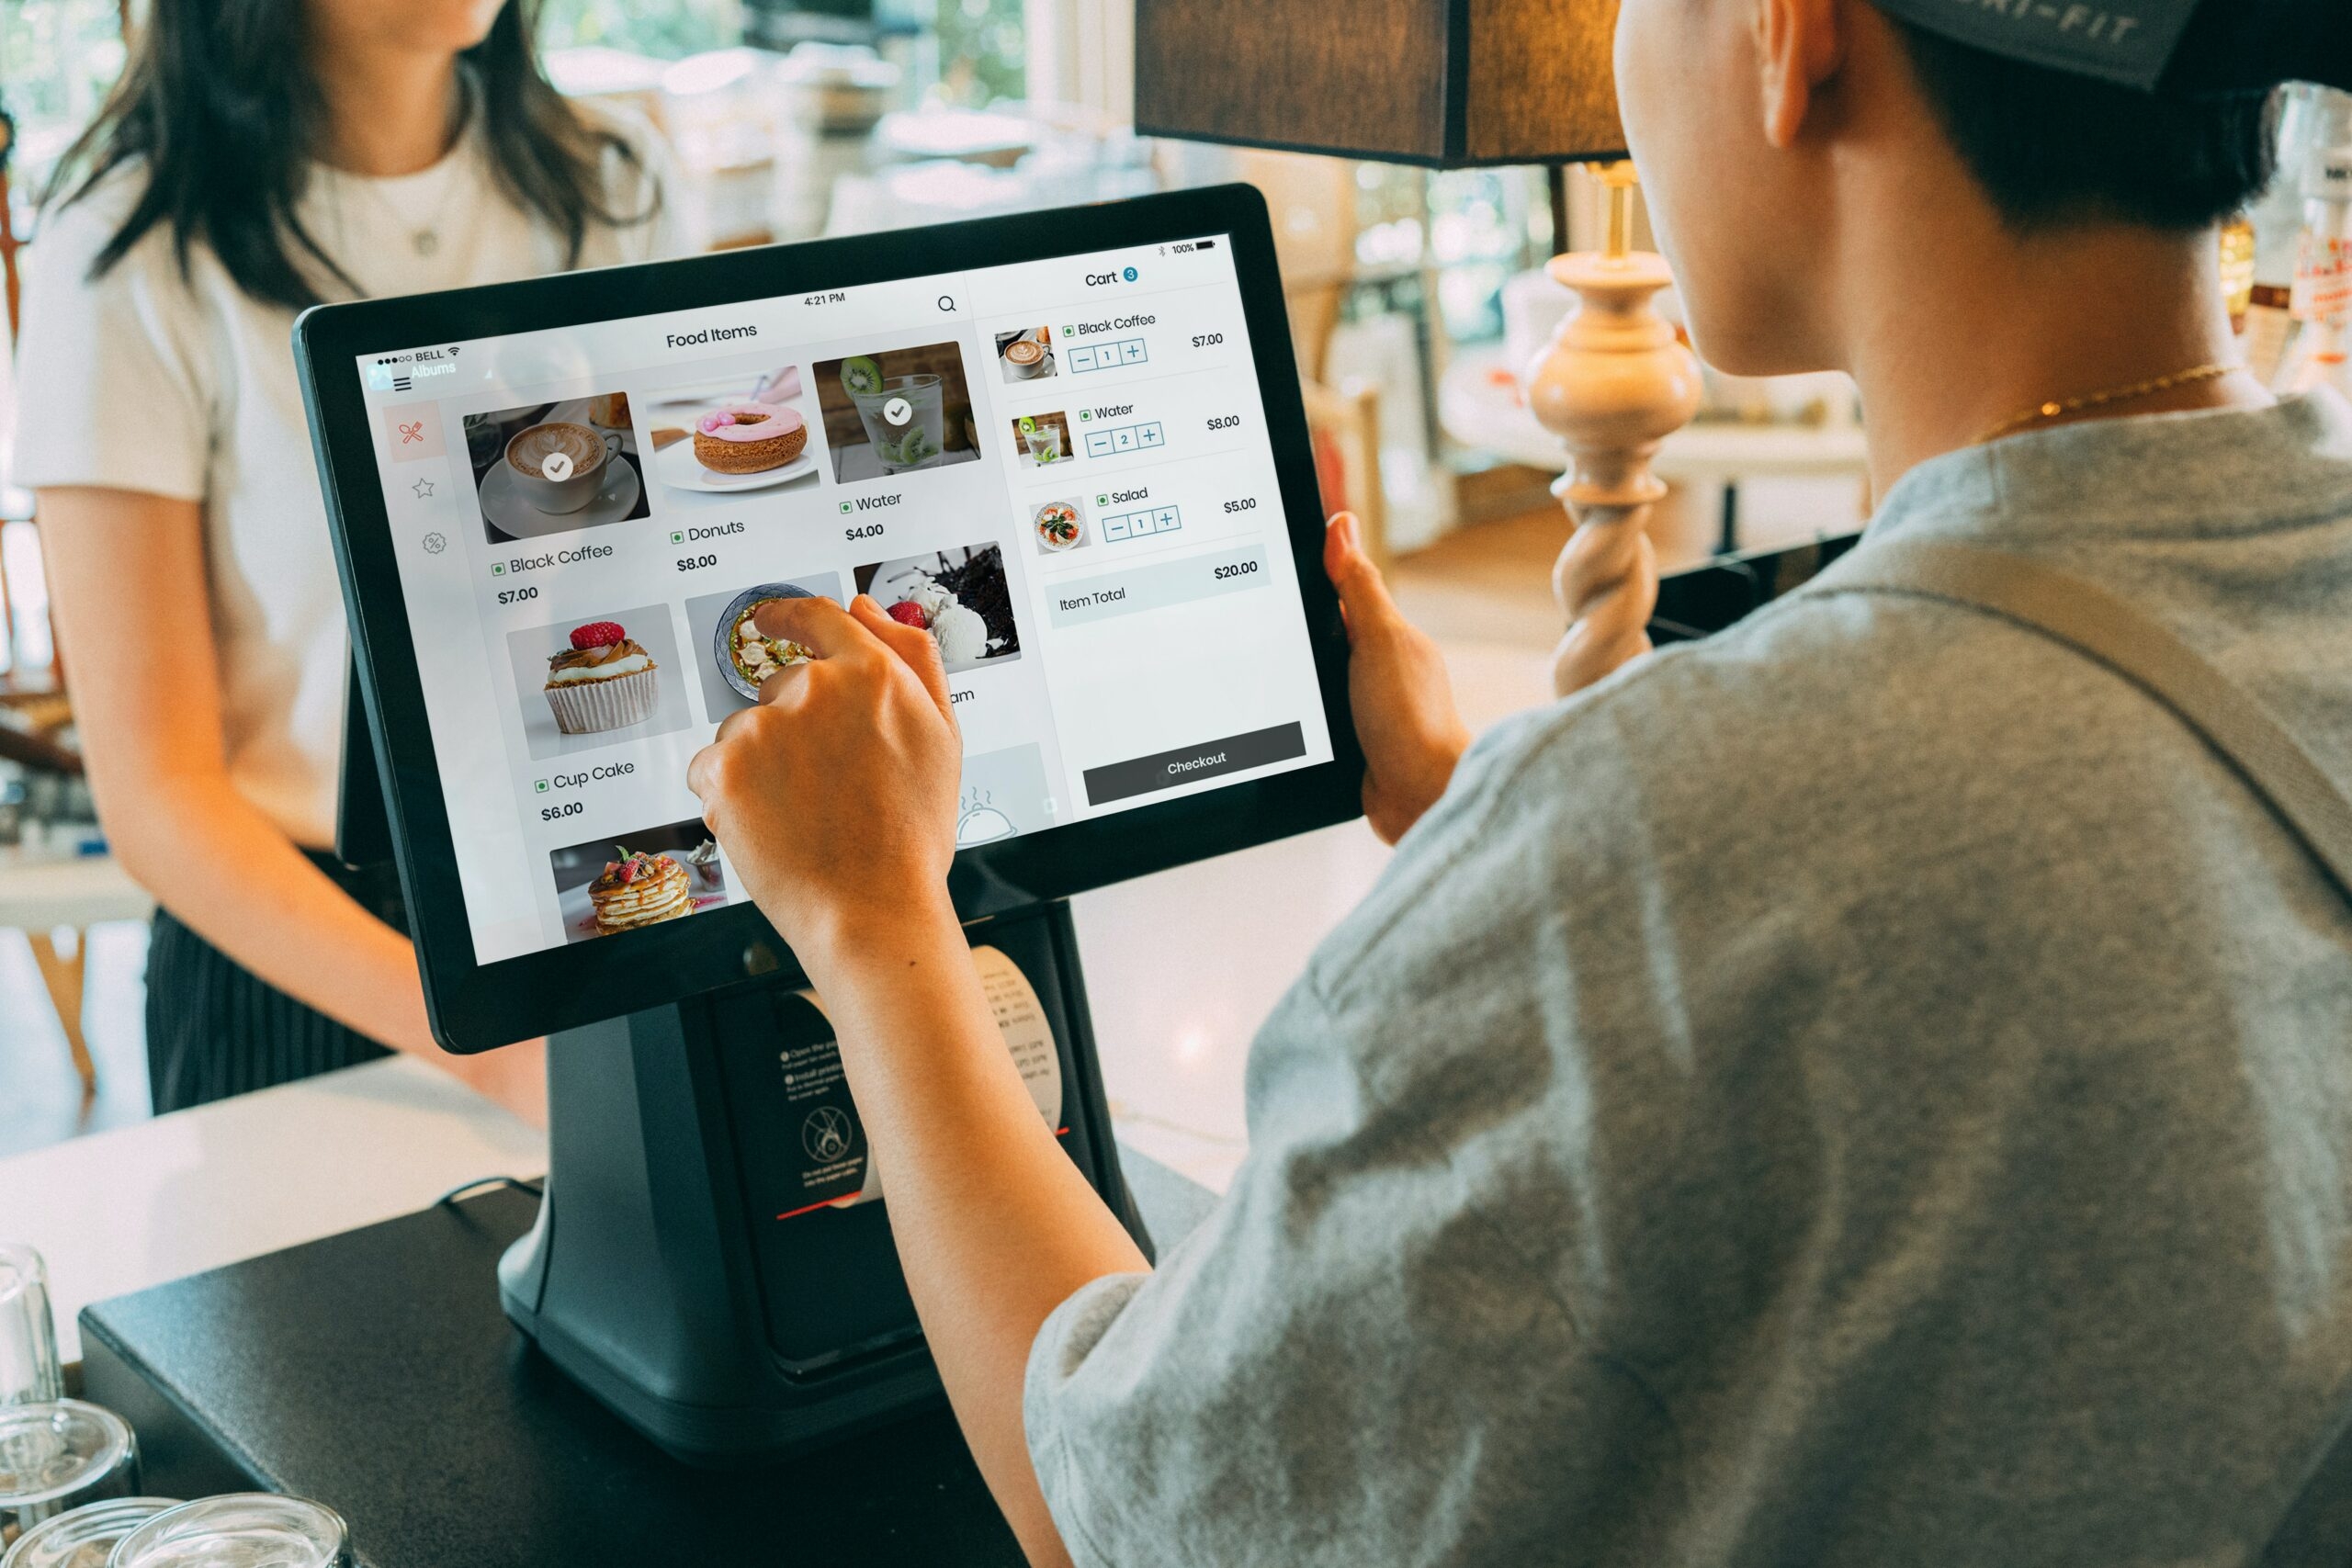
[1195,239,1217,251]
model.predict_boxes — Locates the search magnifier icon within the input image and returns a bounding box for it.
[936,295,956,312]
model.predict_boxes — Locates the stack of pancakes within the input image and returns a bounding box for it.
[590,851,692,932]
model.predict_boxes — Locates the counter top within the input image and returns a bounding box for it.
[0,1055,547,1362]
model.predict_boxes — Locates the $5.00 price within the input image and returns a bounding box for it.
[1224,497,1258,514]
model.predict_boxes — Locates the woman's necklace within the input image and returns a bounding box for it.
[1975,361,2238,446]
[354,163,448,258]
[340,91,468,261]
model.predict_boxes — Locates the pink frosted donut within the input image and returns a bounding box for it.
[693,402,807,473]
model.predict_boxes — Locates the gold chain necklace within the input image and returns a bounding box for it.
[1976,361,2238,446]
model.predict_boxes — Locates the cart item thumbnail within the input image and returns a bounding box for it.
[465,392,650,544]
[812,344,981,484]
[995,326,1057,383]
[1010,412,1075,468]
[854,543,1022,674]
[1031,498,1086,555]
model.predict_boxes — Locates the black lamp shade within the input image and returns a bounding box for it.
[1135,0,1627,166]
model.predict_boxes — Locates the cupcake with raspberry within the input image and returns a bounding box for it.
[544,621,661,735]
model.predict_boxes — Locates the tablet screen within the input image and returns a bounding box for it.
[350,235,1333,963]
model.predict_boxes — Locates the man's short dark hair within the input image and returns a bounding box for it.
[1892,19,2279,232]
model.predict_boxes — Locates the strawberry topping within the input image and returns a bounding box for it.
[570,621,627,649]
[886,601,929,628]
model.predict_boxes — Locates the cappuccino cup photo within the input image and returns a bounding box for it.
[466,394,653,544]
[507,421,621,513]
[994,327,1056,384]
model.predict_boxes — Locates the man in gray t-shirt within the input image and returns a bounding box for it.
[691,2,2352,1563]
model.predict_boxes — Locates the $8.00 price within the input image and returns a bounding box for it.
[675,554,718,573]
[1205,414,1241,432]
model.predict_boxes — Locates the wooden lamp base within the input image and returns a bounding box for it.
[1521,169,1703,699]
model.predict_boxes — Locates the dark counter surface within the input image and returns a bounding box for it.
[79,1151,1216,1568]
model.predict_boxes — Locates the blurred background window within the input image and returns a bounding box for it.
[0,0,1871,583]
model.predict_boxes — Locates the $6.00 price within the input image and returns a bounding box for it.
[540,800,583,821]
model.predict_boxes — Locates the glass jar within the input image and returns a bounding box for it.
[0,1496,178,1568]
[0,1247,62,1407]
[0,1404,137,1551]
[106,1495,349,1568]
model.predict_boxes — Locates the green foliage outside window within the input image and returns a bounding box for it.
[932,0,1023,107]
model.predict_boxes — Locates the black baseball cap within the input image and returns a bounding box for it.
[1870,0,2352,95]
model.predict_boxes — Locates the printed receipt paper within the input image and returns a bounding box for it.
[783,945,1061,1210]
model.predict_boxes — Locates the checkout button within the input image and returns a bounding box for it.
[1082,722,1306,806]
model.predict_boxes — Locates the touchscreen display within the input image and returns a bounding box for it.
[351,237,1333,963]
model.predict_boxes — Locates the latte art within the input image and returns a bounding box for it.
[509,422,605,478]
[1005,339,1043,365]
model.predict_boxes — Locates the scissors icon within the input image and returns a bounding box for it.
[398,420,424,445]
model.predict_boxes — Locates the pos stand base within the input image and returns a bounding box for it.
[497,898,1148,1467]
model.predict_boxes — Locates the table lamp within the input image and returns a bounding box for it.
[1136,0,1703,695]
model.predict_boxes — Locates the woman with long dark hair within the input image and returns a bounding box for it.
[12,0,683,1119]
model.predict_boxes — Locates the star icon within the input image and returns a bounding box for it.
[412,478,435,500]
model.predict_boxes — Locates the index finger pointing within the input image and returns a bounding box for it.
[750,593,864,658]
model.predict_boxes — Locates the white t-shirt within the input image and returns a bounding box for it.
[10,106,687,848]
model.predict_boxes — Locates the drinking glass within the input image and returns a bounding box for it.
[108,1495,350,1568]
[850,374,945,472]
[0,1496,179,1568]
[0,1403,137,1551]
[0,1248,62,1407]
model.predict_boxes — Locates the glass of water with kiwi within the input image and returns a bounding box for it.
[841,357,946,474]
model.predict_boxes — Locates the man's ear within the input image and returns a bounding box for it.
[1752,0,1845,148]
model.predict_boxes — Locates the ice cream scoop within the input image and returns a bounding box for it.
[931,602,989,666]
